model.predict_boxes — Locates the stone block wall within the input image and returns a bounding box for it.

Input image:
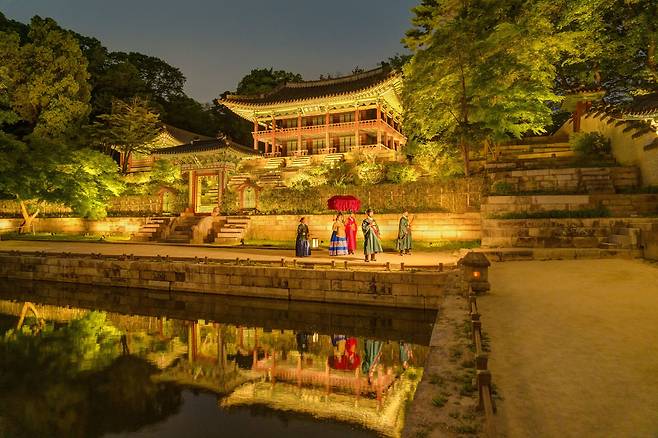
[245,213,482,243]
[0,254,461,310]
[489,167,639,193]
[482,194,658,217]
[644,224,658,261]
[482,217,658,248]
[0,217,148,236]
[557,113,658,186]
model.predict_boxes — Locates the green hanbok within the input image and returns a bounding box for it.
[396,215,412,253]
[362,217,383,256]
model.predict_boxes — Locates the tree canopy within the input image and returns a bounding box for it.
[235,68,303,95]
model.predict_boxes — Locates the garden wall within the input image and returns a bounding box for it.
[256,178,483,215]
[482,217,658,248]
[244,213,482,243]
[0,253,462,309]
[557,113,658,186]
[0,217,148,237]
[489,167,639,193]
[482,194,658,217]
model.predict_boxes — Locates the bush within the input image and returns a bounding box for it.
[411,141,464,178]
[386,163,420,183]
[569,132,611,157]
[355,161,386,185]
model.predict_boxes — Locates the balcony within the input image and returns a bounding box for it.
[253,119,402,140]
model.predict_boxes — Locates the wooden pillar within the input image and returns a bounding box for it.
[376,103,382,145]
[354,106,360,148]
[271,115,277,155]
[188,170,196,212]
[325,111,330,150]
[253,119,258,150]
[297,112,302,153]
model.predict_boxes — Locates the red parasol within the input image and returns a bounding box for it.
[327,195,361,212]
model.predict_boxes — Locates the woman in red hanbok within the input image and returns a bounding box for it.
[344,211,358,255]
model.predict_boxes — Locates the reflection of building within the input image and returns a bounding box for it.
[221,67,406,157]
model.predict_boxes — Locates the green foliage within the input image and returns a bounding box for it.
[0,16,91,139]
[355,161,386,186]
[91,97,161,173]
[569,131,611,156]
[411,141,464,178]
[236,68,303,95]
[386,163,420,184]
[403,1,567,174]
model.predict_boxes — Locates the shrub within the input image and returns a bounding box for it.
[411,141,464,178]
[386,163,420,183]
[569,132,611,156]
[355,161,386,185]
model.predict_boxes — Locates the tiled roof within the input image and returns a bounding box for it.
[162,124,213,144]
[621,92,658,117]
[222,67,396,106]
[154,137,256,156]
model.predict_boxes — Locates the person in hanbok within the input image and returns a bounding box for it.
[329,212,348,256]
[295,217,311,257]
[362,209,383,262]
[396,210,412,256]
[345,211,358,255]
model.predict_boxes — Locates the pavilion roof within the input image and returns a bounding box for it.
[153,136,256,157]
[220,67,403,118]
[162,124,213,144]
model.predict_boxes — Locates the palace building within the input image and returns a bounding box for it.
[220,67,406,157]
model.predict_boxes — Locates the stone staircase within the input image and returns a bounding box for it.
[215,216,251,244]
[130,217,174,242]
[323,153,345,165]
[258,171,285,188]
[264,157,285,170]
[600,225,641,250]
[227,173,250,189]
[163,215,204,244]
[288,156,311,168]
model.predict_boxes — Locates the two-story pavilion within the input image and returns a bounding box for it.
[220,67,405,157]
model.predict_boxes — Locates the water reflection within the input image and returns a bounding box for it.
[0,280,435,438]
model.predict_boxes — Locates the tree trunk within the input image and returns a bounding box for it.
[121,150,131,174]
[461,137,470,177]
[19,200,40,234]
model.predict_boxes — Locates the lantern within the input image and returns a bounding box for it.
[311,238,319,249]
[457,252,491,293]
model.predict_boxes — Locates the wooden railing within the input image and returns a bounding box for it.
[468,285,497,438]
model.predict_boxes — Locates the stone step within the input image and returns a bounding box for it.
[226,218,250,224]
[216,232,242,239]
[608,234,635,249]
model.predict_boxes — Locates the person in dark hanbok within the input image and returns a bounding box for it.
[295,217,311,257]
[362,209,383,262]
[396,210,412,256]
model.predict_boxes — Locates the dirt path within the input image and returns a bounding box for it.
[0,240,459,266]
[479,259,658,438]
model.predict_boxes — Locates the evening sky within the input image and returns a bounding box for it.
[1,0,417,101]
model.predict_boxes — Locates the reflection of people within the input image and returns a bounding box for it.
[295,217,311,257]
[396,210,412,256]
[362,209,383,262]
[361,339,383,379]
[399,341,414,369]
[345,211,357,255]
[329,212,348,256]
[328,336,361,370]
[296,332,310,357]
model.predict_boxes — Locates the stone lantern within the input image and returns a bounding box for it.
[458,251,491,293]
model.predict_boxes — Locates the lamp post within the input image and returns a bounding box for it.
[458,251,491,293]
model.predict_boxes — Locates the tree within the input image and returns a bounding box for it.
[91,97,162,174]
[235,68,302,95]
[0,133,124,230]
[0,16,91,139]
[403,0,569,175]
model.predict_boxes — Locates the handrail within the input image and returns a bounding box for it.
[469,285,497,438]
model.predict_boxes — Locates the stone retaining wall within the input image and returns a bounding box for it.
[245,213,482,243]
[0,254,460,309]
[482,194,658,217]
[482,217,658,248]
[489,167,639,193]
[0,217,148,236]
[645,224,658,261]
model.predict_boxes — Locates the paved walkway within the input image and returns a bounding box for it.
[479,259,658,438]
[0,240,460,266]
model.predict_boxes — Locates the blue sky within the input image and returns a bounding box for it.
[1,0,417,102]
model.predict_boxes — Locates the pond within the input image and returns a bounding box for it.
[0,279,436,438]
